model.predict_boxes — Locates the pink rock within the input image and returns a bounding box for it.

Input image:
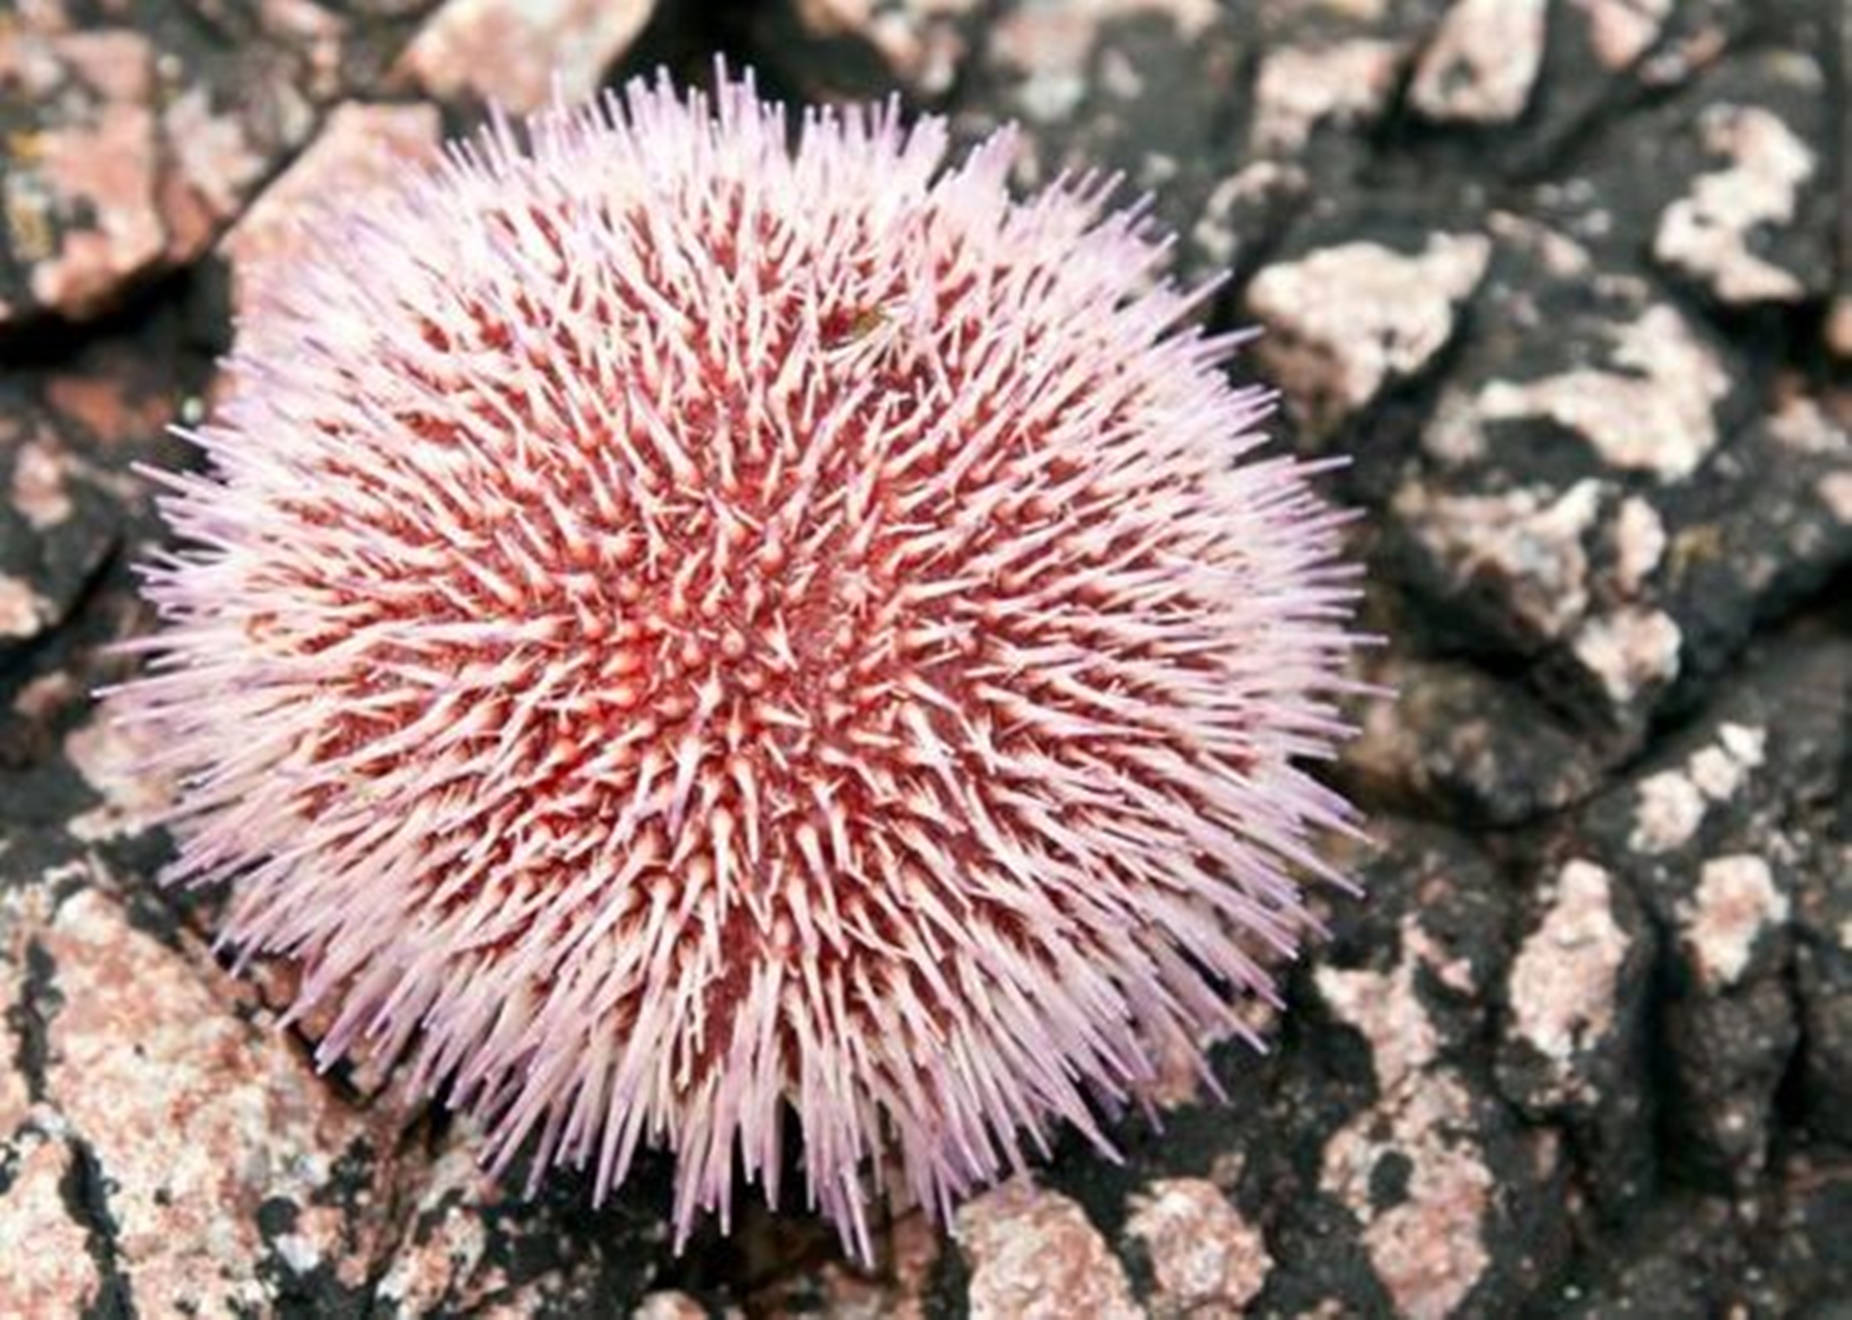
[396,0,655,113]
[7,30,166,319]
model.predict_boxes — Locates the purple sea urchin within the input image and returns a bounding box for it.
[120,70,1362,1258]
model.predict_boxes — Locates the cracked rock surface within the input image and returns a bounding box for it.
[2,0,1849,1315]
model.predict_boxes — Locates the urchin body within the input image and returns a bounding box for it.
[125,72,1359,1256]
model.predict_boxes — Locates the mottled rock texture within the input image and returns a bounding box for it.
[1,0,1848,1315]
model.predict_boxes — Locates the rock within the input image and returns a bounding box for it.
[1382,215,1837,762]
[39,888,386,1313]
[1657,383,1852,696]
[0,327,196,665]
[1662,973,1797,1187]
[1315,976,1496,1319]
[0,0,443,327]
[1123,1178,1271,1317]
[631,1292,712,1320]
[395,0,656,113]
[1494,849,1659,1220]
[1409,0,1548,124]
[1566,1194,1752,1319]
[1567,0,1674,71]
[1793,836,1852,1144]
[1497,859,1652,1118]
[1421,302,1731,484]
[0,843,404,1316]
[1277,823,1566,1318]
[0,27,167,321]
[945,1,1270,289]
[1567,1149,1852,1317]
[1654,103,1818,304]
[1678,854,1791,992]
[983,0,1219,127]
[1521,44,1833,309]
[1762,1149,1852,1310]
[743,1210,940,1317]
[1571,639,1849,1193]
[1245,231,1491,440]
[0,1115,108,1314]
[1344,655,1601,827]
[1250,37,1408,155]
[1828,296,1852,360]
[766,0,981,98]
[953,1181,1142,1320]
[1395,479,1614,646]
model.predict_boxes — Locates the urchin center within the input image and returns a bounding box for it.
[603,512,898,739]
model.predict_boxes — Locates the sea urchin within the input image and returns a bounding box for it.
[121,69,1362,1259]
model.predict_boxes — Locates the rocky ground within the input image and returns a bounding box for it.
[1,0,1849,1315]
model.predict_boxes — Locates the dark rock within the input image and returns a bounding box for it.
[0,309,202,682]
[1522,39,1834,310]
[1566,638,1849,1196]
[1247,822,1571,1318]
[945,1,1259,292]
[1345,654,1603,827]
[1657,385,1852,702]
[1793,827,1852,1144]
[755,0,987,101]
[1385,228,1750,758]
[1494,852,1657,1219]
[1563,1193,1751,1320]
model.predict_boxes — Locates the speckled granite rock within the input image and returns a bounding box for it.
[1566,639,1849,1201]
[2,0,1849,1315]
[0,0,444,328]
[1523,40,1834,310]
[393,0,656,113]
[1345,653,1603,826]
[0,308,206,668]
